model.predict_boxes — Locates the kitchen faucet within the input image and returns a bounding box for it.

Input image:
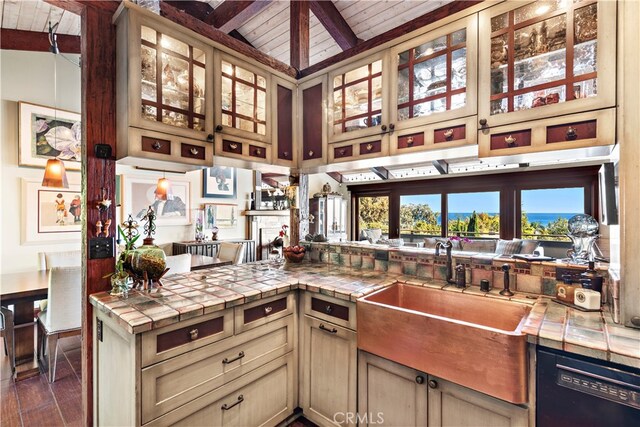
[435,240,456,285]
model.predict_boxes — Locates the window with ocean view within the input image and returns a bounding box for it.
[447,192,500,238]
[521,188,584,241]
[400,194,441,241]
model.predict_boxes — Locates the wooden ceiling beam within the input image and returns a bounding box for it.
[205,0,272,33]
[229,29,254,48]
[160,2,297,78]
[1,29,81,54]
[308,0,359,50]
[299,0,482,78]
[164,1,214,21]
[290,0,310,70]
[371,167,393,180]
[327,172,344,183]
[44,0,120,15]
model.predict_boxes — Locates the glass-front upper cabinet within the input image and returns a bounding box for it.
[215,53,270,143]
[389,15,478,131]
[120,9,214,141]
[327,52,390,143]
[478,0,616,128]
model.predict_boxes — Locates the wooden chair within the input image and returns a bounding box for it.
[165,253,192,276]
[0,306,15,374]
[217,242,244,265]
[37,266,81,382]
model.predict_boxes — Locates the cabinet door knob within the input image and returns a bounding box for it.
[381,124,388,131]
[215,125,223,132]
[152,141,162,150]
[221,395,244,410]
[318,323,337,334]
[479,118,488,127]
[365,143,374,152]
[389,123,395,130]
[443,129,454,141]
[428,379,438,389]
[264,306,273,315]
[338,148,346,156]
[189,329,199,340]
[229,143,238,150]
[505,135,517,146]
[206,134,214,142]
[254,148,262,156]
[416,375,425,384]
[566,126,578,140]
[406,136,414,146]
[283,151,289,158]
[308,150,314,157]
[189,148,199,156]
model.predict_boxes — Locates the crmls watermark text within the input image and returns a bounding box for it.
[332,412,384,425]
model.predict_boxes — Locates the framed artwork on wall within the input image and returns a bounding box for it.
[203,166,237,199]
[19,101,81,170]
[202,203,238,229]
[22,179,82,243]
[122,176,191,226]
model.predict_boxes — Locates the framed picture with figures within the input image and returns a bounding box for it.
[202,166,237,199]
[123,176,191,226]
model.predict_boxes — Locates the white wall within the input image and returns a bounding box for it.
[1,50,82,274]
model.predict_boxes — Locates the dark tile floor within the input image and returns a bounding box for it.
[1,335,82,427]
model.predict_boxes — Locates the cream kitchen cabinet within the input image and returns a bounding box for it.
[359,351,529,427]
[114,3,215,170]
[327,52,392,144]
[300,293,357,427]
[478,0,616,129]
[389,14,478,133]
[390,115,477,157]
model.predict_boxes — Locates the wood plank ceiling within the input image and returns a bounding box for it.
[0,0,80,35]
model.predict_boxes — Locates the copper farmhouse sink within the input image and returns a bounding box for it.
[357,283,531,404]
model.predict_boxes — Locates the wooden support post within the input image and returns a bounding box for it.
[290,0,310,70]
[298,174,310,240]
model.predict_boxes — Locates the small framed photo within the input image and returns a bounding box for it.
[202,203,238,229]
[203,166,236,199]
[123,176,191,226]
[19,101,81,170]
[22,179,82,243]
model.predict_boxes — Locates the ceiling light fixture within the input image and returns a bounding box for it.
[42,21,69,189]
[155,173,172,201]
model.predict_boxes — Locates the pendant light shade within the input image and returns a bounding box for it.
[42,158,69,188]
[155,177,171,200]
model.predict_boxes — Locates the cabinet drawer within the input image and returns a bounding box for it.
[333,144,353,159]
[145,352,295,427]
[141,309,234,367]
[434,124,466,144]
[141,316,294,424]
[360,140,382,155]
[249,144,267,159]
[235,293,295,334]
[546,120,596,144]
[222,139,242,154]
[490,129,532,150]
[397,132,425,149]
[303,292,356,331]
[141,136,171,155]
[180,142,205,160]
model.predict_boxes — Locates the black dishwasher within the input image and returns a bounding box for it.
[537,347,640,426]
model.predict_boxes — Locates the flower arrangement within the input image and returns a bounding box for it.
[279,224,289,238]
[449,236,471,243]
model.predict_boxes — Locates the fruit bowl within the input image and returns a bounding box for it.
[283,245,306,263]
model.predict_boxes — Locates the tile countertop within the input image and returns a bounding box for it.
[90,261,640,368]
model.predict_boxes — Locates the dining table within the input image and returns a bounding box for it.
[190,255,233,270]
[0,270,49,380]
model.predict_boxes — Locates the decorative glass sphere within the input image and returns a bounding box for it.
[567,214,599,237]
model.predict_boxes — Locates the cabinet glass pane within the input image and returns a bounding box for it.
[345,64,369,84]
[160,34,189,57]
[193,64,205,114]
[488,1,599,116]
[397,26,468,122]
[334,60,383,134]
[162,110,188,128]
[142,105,157,122]
[221,61,267,135]
[193,47,206,64]
[161,54,189,110]
[141,26,156,44]
[141,46,157,101]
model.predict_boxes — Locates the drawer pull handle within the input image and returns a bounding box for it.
[189,329,199,340]
[505,135,517,146]
[566,126,578,140]
[283,151,289,157]
[254,148,262,156]
[229,143,238,150]
[319,324,337,334]
[443,129,454,141]
[264,306,273,315]
[152,141,162,150]
[381,124,388,132]
[406,136,414,146]
[222,351,245,364]
[365,143,374,152]
[221,394,244,410]
[325,305,333,313]
[338,148,346,156]
[189,148,199,156]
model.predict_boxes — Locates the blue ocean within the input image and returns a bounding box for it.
[442,213,580,226]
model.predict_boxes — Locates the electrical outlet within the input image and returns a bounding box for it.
[89,237,114,259]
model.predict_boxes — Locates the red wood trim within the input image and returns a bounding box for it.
[434,124,466,144]
[160,2,297,78]
[222,140,243,154]
[311,297,349,322]
[397,132,425,149]
[0,29,81,54]
[507,10,515,113]
[359,140,382,155]
[302,83,323,160]
[141,136,171,155]
[309,0,359,50]
[156,316,224,353]
[181,142,206,160]
[546,120,597,144]
[299,0,482,77]
[277,85,293,161]
[490,129,532,150]
[327,172,344,183]
[44,0,120,15]
[206,0,272,33]
[290,0,310,70]
[334,144,354,159]
[243,297,287,324]
[249,144,267,159]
